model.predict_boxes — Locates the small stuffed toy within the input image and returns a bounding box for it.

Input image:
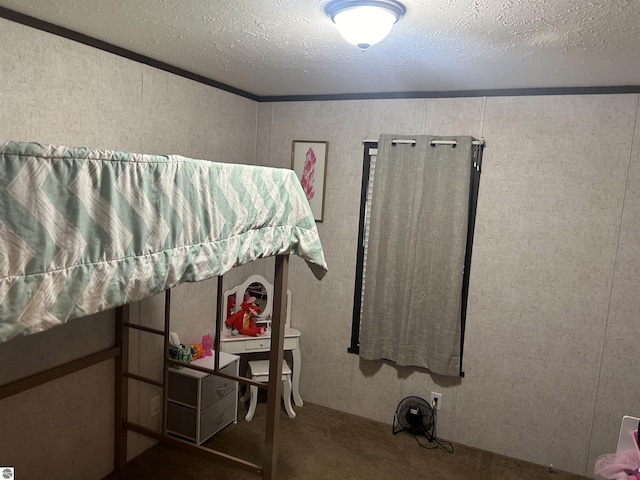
[190,343,204,360]
[225,296,265,337]
[201,334,213,357]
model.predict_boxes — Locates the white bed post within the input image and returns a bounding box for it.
[263,254,289,480]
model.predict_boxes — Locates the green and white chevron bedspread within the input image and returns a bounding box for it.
[0,141,327,343]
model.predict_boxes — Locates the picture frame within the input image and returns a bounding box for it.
[291,140,328,222]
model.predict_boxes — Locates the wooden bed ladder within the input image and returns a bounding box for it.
[115,255,290,480]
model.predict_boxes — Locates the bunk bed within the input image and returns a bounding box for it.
[0,140,328,479]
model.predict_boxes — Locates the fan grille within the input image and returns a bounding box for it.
[394,396,434,438]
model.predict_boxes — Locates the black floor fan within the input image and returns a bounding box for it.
[393,396,453,452]
[393,396,434,439]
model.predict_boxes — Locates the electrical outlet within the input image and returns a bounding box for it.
[430,392,442,411]
[150,395,161,417]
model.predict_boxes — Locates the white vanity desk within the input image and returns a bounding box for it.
[219,327,303,407]
[220,275,303,407]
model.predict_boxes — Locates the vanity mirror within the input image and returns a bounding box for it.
[223,275,291,330]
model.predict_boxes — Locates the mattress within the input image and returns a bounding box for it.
[0,141,327,343]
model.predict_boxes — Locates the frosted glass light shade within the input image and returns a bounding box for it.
[326,1,405,50]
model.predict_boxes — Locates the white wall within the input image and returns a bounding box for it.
[0,17,257,479]
[257,95,640,476]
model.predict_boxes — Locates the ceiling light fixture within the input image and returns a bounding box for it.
[326,0,406,50]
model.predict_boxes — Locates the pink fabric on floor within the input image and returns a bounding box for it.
[594,430,640,480]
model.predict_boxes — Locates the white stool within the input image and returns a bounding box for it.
[241,359,296,421]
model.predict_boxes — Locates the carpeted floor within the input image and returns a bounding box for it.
[105,401,590,480]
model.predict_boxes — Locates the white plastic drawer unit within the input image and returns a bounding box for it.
[169,361,237,408]
[167,394,237,442]
[167,351,240,444]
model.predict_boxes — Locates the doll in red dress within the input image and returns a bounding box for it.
[225,296,265,337]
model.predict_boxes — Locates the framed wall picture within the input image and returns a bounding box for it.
[291,140,328,222]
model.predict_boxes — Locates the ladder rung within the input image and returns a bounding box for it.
[125,372,163,388]
[124,322,165,336]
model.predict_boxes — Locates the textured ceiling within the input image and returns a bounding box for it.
[1,0,639,98]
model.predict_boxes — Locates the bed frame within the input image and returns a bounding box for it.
[0,254,290,479]
[0,141,327,480]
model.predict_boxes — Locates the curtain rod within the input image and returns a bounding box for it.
[363,138,485,146]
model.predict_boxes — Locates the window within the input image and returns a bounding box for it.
[349,138,483,376]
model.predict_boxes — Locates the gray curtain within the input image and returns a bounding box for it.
[359,134,473,376]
